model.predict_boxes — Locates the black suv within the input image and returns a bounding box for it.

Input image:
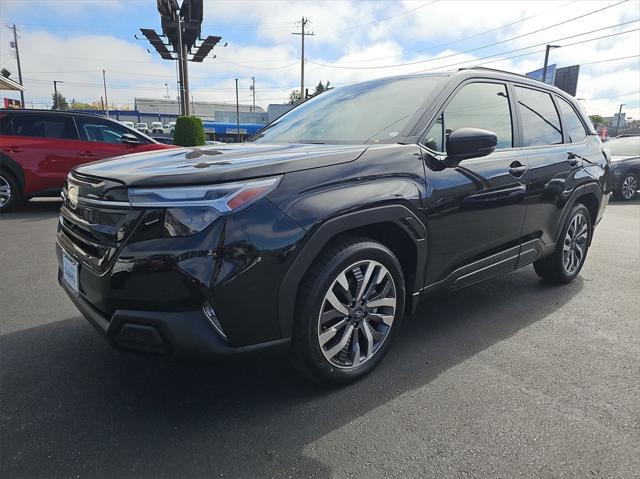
[57,68,610,384]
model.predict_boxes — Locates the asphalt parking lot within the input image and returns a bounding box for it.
[1,199,639,478]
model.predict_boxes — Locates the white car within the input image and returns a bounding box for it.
[136,122,149,133]
[121,121,135,129]
[150,121,164,134]
[164,122,176,134]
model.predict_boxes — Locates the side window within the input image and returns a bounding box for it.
[10,114,77,139]
[557,97,587,143]
[0,113,13,135]
[75,116,145,144]
[424,82,513,152]
[514,86,562,146]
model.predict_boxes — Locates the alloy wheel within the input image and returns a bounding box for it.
[622,174,638,200]
[563,212,588,275]
[0,175,12,208]
[317,260,396,370]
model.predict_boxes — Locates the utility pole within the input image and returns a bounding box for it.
[542,44,560,83]
[292,17,314,102]
[53,80,63,110]
[235,78,241,142]
[250,76,256,112]
[615,103,625,134]
[7,24,25,108]
[102,69,109,117]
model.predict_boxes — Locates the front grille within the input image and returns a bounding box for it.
[59,182,141,272]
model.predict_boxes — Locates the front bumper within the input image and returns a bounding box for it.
[55,195,306,357]
[58,271,290,358]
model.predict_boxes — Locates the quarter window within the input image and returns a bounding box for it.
[8,114,77,139]
[424,82,513,152]
[514,86,562,146]
[557,97,587,143]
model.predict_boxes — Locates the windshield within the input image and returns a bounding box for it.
[251,75,446,144]
[607,136,640,156]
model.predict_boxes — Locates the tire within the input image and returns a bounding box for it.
[614,172,638,201]
[533,204,591,284]
[0,170,23,213]
[292,236,406,385]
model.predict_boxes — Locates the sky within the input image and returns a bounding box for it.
[1,0,639,119]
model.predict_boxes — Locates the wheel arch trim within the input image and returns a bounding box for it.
[278,204,428,338]
[555,182,603,244]
[0,153,25,189]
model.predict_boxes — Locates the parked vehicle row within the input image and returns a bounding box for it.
[121,120,176,135]
[605,135,640,201]
[0,110,174,212]
[55,68,611,384]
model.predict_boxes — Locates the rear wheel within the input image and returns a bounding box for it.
[0,171,22,213]
[293,237,405,385]
[615,172,638,201]
[534,204,591,284]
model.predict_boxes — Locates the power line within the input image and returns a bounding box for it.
[309,0,631,70]
[333,0,579,64]
[418,27,640,73]
[332,0,440,30]
[582,90,640,101]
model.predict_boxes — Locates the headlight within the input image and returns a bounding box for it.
[128,176,281,236]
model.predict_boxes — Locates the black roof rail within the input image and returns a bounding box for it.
[457,66,534,81]
[0,108,112,118]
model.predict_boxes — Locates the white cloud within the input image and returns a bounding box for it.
[0,0,638,117]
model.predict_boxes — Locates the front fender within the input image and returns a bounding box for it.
[277,204,428,338]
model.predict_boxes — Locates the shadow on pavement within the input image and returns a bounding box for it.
[0,268,583,478]
[1,199,62,221]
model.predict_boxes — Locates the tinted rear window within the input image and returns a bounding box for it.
[8,114,77,139]
[514,86,562,147]
[557,97,587,143]
[0,113,12,135]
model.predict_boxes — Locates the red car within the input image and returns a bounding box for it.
[0,109,175,212]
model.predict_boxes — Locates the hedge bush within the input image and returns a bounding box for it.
[173,116,205,147]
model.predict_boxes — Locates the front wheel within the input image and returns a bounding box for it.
[293,237,405,385]
[0,171,23,213]
[615,172,638,201]
[534,204,591,284]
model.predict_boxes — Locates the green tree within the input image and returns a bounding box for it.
[51,92,68,110]
[289,89,302,104]
[589,114,605,127]
[173,116,205,147]
[313,81,333,96]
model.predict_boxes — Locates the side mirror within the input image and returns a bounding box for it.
[443,128,497,167]
[121,133,142,145]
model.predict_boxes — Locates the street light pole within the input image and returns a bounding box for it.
[615,103,625,134]
[176,15,186,116]
[542,44,560,83]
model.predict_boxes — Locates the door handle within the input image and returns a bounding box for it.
[508,161,527,178]
[567,152,580,167]
[80,151,97,158]
[3,146,23,153]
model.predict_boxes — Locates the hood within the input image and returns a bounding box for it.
[74,143,368,187]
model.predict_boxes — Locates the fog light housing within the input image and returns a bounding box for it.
[203,301,228,342]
